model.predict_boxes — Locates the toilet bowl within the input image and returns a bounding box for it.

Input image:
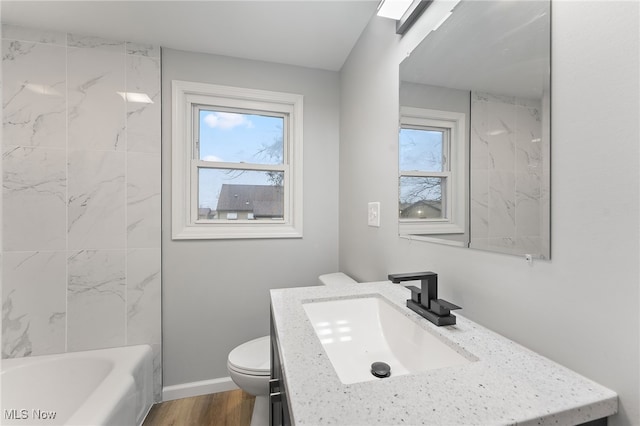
[227,273,356,426]
[227,335,271,426]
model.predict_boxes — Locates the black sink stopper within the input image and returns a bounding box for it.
[371,361,391,378]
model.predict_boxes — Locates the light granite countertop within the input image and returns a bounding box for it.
[270,282,618,425]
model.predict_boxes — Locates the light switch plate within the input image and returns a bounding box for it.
[368,202,380,227]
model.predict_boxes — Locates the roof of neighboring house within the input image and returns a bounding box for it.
[216,184,284,217]
[400,200,442,219]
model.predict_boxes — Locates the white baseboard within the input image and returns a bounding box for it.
[162,376,239,402]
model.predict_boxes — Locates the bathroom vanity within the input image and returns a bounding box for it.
[270,308,292,425]
[269,282,617,425]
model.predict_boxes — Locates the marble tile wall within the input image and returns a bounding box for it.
[1,25,162,400]
[470,91,548,256]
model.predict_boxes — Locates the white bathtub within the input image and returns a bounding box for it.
[1,345,154,426]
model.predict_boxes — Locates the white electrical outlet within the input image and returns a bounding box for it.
[368,202,380,227]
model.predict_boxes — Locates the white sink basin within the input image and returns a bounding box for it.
[303,295,475,384]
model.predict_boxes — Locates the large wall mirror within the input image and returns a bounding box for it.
[399,0,551,259]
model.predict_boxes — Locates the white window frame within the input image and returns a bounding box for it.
[172,80,303,240]
[399,106,466,235]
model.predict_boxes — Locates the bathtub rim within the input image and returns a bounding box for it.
[1,344,154,426]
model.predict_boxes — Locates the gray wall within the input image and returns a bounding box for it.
[161,48,340,386]
[340,3,638,425]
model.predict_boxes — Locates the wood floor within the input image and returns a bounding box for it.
[143,390,255,426]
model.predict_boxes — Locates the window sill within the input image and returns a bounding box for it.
[399,234,467,248]
[172,223,303,240]
[399,221,465,235]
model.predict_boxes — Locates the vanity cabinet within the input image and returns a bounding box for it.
[270,307,291,426]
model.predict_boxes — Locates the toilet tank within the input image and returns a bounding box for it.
[318,273,357,286]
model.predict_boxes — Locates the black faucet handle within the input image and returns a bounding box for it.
[430,299,461,316]
[388,271,437,283]
[405,285,422,304]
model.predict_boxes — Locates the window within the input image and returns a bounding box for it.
[172,81,303,239]
[399,107,466,235]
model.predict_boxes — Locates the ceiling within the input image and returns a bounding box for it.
[1,0,379,71]
[400,0,550,99]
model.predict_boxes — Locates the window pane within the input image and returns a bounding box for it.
[198,168,284,221]
[399,177,444,219]
[198,109,284,165]
[399,128,444,172]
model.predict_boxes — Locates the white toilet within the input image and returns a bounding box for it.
[227,335,271,426]
[227,272,357,426]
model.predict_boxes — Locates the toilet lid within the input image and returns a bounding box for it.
[228,335,270,375]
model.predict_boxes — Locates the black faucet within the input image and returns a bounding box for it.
[388,271,461,326]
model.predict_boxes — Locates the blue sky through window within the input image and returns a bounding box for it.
[199,110,283,164]
[399,128,443,172]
